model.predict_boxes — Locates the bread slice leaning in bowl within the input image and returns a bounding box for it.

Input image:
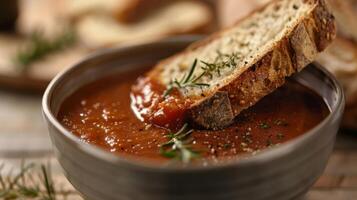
[134,0,336,130]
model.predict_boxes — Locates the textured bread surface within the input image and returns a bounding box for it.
[148,0,336,129]
[219,0,357,42]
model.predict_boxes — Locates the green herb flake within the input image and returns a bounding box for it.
[259,122,270,129]
[163,59,210,97]
[223,143,231,149]
[164,51,241,97]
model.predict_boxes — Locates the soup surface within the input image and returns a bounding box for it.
[58,68,329,164]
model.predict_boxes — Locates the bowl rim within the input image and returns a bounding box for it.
[42,35,345,172]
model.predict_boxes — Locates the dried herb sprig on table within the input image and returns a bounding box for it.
[14,29,76,69]
[160,124,199,163]
[163,59,210,97]
[0,162,70,200]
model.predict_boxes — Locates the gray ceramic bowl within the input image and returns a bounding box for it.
[42,36,345,200]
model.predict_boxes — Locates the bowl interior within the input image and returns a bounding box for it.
[43,35,344,170]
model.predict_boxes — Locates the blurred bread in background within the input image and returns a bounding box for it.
[326,0,357,42]
[19,0,213,46]
[318,0,357,129]
[74,0,212,48]
[317,38,357,106]
[113,0,168,23]
[218,0,357,129]
[61,0,122,19]
[0,0,214,89]
[0,0,87,83]
[17,0,67,37]
[62,0,167,23]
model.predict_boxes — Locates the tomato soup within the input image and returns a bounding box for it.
[58,68,329,164]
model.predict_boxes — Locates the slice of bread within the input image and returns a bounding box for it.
[219,0,357,42]
[146,0,336,129]
[75,1,212,49]
[220,0,357,130]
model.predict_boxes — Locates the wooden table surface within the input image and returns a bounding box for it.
[0,89,356,200]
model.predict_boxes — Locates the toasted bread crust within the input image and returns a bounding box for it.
[191,0,335,129]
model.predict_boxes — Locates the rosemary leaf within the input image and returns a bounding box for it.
[163,51,240,97]
[162,85,174,97]
[9,163,35,189]
[41,164,55,200]
[160,149,177,158]
[164,59,210,97]
[184,59,197,83]
[259,122,270,129]
[159,124,198,163]
[18,186,39,197]
[0,162,71,200]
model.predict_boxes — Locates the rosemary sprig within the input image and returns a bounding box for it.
[163,59,210,97]
[163,51,241,97]
[159,124,199,163]
[14,29,76,69]
[201,51,240,78]
[0,162,70,200]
